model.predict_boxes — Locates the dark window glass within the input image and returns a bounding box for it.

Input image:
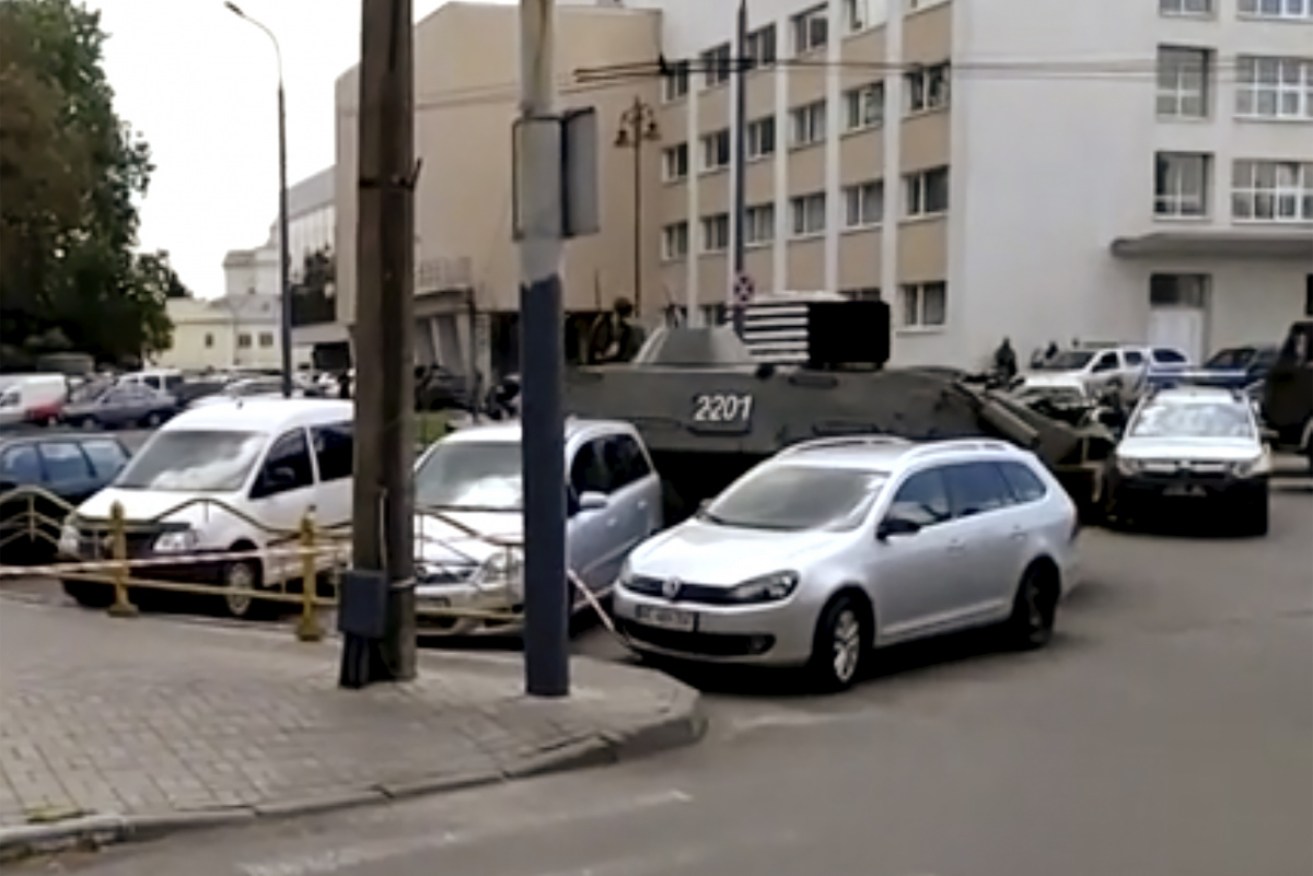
[311,422,354,482]
[944,462,1014,518]
[254,429,313,496]
[0,445,42,484]
[570,439,614,495]
[998,461,1047,504]
[887,469,952,527]
[39,442,92,484]
[80,439,129,480]
[603,435,651,489]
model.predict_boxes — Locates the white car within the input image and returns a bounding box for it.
[59,398,355,617]
[412,418,663,633]
[1105,386,1270,535]
[613,436,1081,691]
[1029,345,1189,399]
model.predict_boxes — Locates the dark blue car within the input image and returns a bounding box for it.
[1144,344,1278,394]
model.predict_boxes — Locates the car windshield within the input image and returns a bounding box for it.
[702,464,887,532]
[1128,401,1255,440]
[415,440,522,511]
[1038,350,1094,371]
[116,430,266,492]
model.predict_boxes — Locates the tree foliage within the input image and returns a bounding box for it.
[0,0,182,367]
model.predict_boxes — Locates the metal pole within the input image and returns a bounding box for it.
[341,0,417,687]
[731,0,748,336]
[632,111,642,318]
[518,0,569,697]
[277,83,293,397]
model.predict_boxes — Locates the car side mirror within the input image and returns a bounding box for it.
[877,516,921,540]
[1260,427,1278,444]
[577,491,609,513]
[696,498,712,515]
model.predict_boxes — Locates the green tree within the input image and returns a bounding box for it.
[0,0,180,366]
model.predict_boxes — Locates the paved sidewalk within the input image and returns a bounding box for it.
[0,600,702,858]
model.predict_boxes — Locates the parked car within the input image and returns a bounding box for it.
[412,418,662,633]
[0,433,131,563]
[117,368,184,395]
[1104,386,1270,535]
[1027,344,1178,399]
[60,383,177,429]
[612,436,1081,691]
[1143,344,1273,394]
[0,373,70,429]
[58,398,355,617]
[186,377,303,409]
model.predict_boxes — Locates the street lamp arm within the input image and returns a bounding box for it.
[225,3,284,84]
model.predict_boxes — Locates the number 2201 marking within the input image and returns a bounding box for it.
[692,393,754,423]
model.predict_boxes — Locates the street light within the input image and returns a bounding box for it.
[614,97,659,319]
[225,1,293,398]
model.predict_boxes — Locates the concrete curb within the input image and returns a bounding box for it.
[0,680,704,864]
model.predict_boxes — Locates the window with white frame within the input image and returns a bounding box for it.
[1159,0,1213,16]
[1238,0,1312,20]
[905,62,950,114]
[790,192,826,236]
[701,129,730,171]
[1231,159,1313,222]
[1154,151,1211,218]
[843,0,872,31]
[701,213,730,252]
[746,116,776,160]
[792,4,828,54]
[899,282,947,329]
[903,166,949,217]
[843,180,884,227]
[744,203,775,246]
[662,60,689,101]
[745,24,777,68]
[1235,56,1313,121]
[701,43,731,88]
[843,82,884,130]
[662,143,688,182]
[790,100,826,147]
[662,222,689,260]
[1156,46,1210,118]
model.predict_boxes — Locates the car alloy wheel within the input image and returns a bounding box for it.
[831,608,862,685]
[810,594,868,692]
[223,561,258,618]
[1009,565,1056,649]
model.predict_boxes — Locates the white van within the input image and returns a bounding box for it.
[59,398,354,618]
[117,368,184,395]
[0,374,69,428]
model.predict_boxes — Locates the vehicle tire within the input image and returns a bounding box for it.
[807,592,870,692]
[143,411,162,428]
[79,417,98,430]
[62,578,114,609]
[219,559,263,619]
[1004,562,1059,650]
[1239,484,1269,537]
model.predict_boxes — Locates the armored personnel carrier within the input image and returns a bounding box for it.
[563,297,1116,521]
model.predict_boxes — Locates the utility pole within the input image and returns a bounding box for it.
[730,0,748,336]
[517,0,569,697]
[614,97,659,318]
[340,0,417,687]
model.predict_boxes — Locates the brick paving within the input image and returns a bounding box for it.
[0,599,699,829]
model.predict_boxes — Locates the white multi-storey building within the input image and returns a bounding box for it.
[638,0,1312,367]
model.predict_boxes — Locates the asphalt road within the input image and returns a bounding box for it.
[17,481,1311,876]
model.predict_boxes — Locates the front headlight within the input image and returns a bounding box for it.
[474,549,524,600]
[727,571,799,604]
[617,558,634,589]
[1116,455,1144,476]
[1230,452,1270,478]
[153,528,198,554]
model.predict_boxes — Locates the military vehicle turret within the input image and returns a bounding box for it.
[563,297,1116,522]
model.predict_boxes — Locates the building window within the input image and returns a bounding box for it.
[790,100,826,148]
[1238,0,1312,20]
[1231,159,1313,222]
[701,129,730,172]
[1159,0,1213,15]
[792,4,828,54]
[842,0,872,32]
[745,24,777,68]
[662,143,688,182]
[843,287,881,301]
[744,203,775,246]
[1235,56,1313,121]
[662,60,689,101]
[1150,274,1209,309]
[237,333,252,349]
[258,332,275,348]
[905,62,950,114]
[1154,152,1211,218]
[843,82,884,131]
[899,282,947,328]
[790,192,826,236]
[662,222,689,260]
[1156,46,1210,118]
[204,333,214,348]
[746,116,776,160]
[844,180,884,227]
[701,43,731,88]
[903,166,949,217]
[701,213,730,253]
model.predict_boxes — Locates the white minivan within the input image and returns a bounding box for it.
[59,398,354,618]
[0,374,69,428]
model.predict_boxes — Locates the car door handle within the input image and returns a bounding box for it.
[947,540,967,554]
[1009,527,1026,541]
[637,500,649,510]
